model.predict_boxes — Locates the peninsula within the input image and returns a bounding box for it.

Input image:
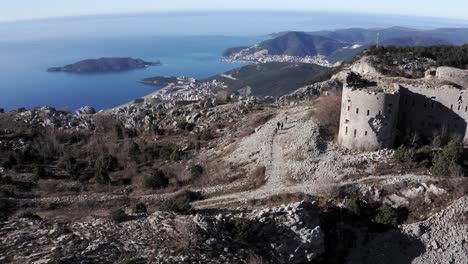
[47,57,161,73]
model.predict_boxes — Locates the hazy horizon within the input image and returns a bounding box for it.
[2,11,468,42]
[3,0,468,22]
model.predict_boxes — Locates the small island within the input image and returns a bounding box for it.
[47,57,161,73]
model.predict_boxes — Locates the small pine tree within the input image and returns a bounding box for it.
[133,202,147,214]
[143,170,168,189]
[34,164,47,179]
[431,141,463,177]
[110,209,128,223]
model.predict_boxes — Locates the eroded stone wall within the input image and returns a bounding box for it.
[338,84,400,151]
[399,85,468,143]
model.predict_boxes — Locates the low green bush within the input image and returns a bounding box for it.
[159,197,192,214]
[34,164,47,179]
[133,202,147,214]
[18,211,42,221]
[2,154,17,170]
[374,204,399,227]
[143,170,169,189]
[345,196,366,216]
[190,164,204,179]
[177,122,195,132]
[228,217,254,243]
[431,141,463,177]
[0,199,15,221]
[158,191,203,214]
[393,146,416,163]
[110,209,128,223]
[197,131,214,141]
[94,154,118,184]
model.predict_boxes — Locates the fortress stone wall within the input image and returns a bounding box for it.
[338,80,468,151]
[338,83,400,151]
[398,85,468,143]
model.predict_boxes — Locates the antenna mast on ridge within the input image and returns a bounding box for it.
[376,32,381,48]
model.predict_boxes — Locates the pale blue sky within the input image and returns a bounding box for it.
[2,0,468,22]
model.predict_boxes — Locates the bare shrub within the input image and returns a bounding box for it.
[195,158,233,186]
[285,170,309,186]
[29,129,64,161]
[308,91,342,139]
[248,255,268,264]
[249,166,266,188]
[315,176,341,199]
[238,113,275,138]
[248,192,314,207]
[284,146,306,161]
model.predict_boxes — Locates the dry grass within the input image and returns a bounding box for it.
[307,91,342,139]
[405,178,468,224]
[249,166,266,188]
[314,176,341,200]
[192,157,239,186]
[283,170,307,186]
[237,112,275,138]
[283,146,306,161]
[247,192,315,207]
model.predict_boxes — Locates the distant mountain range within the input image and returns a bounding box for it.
[224,27,468,63]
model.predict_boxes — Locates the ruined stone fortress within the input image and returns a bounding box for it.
[338,66,468,151]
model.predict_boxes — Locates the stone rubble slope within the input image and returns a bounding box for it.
[0,201,323,264]
[201,105,394,206]
[402,195,468,264]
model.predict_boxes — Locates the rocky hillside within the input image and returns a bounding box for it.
[3,47,468,263]
[205,62,328,97]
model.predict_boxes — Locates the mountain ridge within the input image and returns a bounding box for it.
[224,27,468,64]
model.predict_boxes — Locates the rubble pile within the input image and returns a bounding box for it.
[0,201,324,264]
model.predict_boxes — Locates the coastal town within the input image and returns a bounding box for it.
[222,46,340,67]
[143,77,227,103]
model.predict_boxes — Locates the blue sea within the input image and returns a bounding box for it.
[1,11,468,111]
[0,36,259,111]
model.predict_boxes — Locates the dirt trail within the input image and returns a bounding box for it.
[7,105,433,209]
[194,105,434,208]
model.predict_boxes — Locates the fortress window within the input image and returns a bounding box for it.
[365,131,368,136]
[465,106,467,112]
[345,127,348,135]
[458,105,461,111]
[378,110,381,116]
[356,108,359,114]
[451,104,453,110]
[367,110,370,116]
[347,105,350,111]
[353,129,357,138]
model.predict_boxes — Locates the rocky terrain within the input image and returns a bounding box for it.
[3,45,468,263]
[47,57,161,73]
[0,201,324,264]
